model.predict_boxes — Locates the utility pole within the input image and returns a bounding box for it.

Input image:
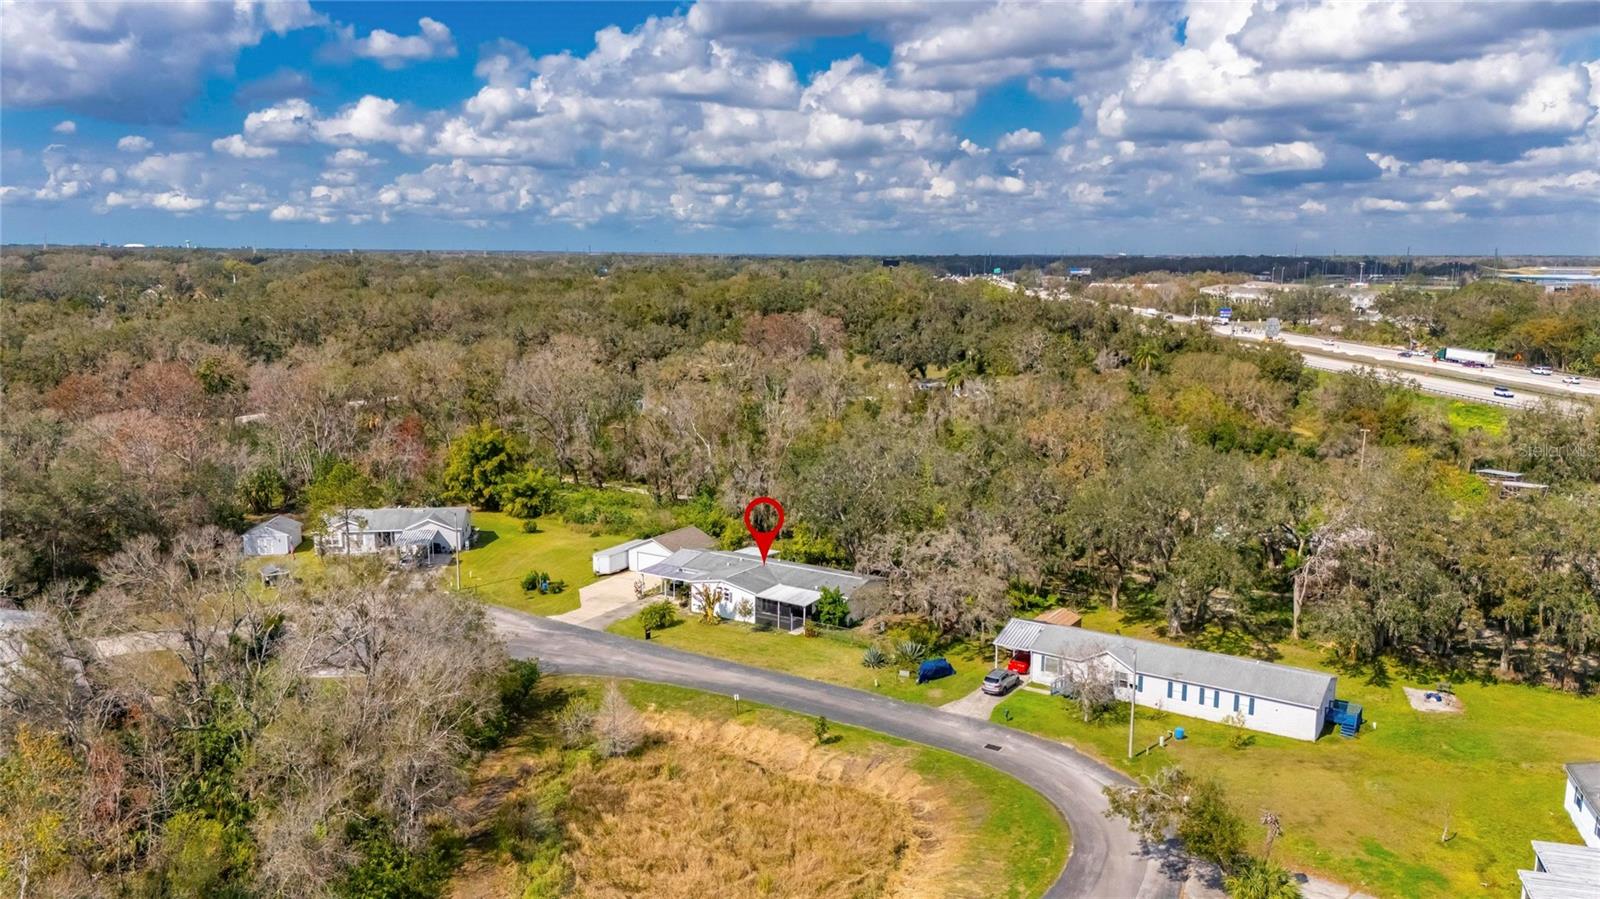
[1359,428,1370,472]
[1127,646,1138,760]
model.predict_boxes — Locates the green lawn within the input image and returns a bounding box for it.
[1414,395,1509,435]
[616,679,1068,898]
[607,613,990,706]
[452,511,633,615]
[995,610,1600,899]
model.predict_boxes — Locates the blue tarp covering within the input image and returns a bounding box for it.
[918,658,955,684]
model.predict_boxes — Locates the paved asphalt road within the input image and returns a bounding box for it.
[488,607,1187,899]
[1112,302,1597,410]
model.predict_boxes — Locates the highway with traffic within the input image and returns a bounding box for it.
[1141,308,1597,410]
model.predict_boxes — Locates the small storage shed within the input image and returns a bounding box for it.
[592,539,645,575]
[1035,608,1083,627]
[242,516,302,557]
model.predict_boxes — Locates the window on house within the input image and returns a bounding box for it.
[1213,690,1220,708]
[1233,694,1240,713]
[1115,673,1130,690]
[1198,687,1206,704]
[1248,697,1256,715]
[1137,674,1144,692]
[1166,681,1173,699]
[1181,684,1188,701]
[1577,789,1585,813]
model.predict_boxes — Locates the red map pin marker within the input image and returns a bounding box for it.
[742,496,784,565]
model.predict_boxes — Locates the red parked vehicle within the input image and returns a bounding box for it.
[1005,651,1031,675]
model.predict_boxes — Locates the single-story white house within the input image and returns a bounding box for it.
[1519,840,1600,899]
[636,548,879,631]
[242,515,303,557]
[1564,762,1600,848]
[993,617,1338,742]
[316,507,472,557]
[591,526,717,575]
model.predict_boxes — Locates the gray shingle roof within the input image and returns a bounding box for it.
[651,526,717,552]
[994,617,1336,709]
[245,515,302,539]
[1566,762,1600,808]
[638,549,877,598]
[331,507,471,533]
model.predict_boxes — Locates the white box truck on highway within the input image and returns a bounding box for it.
[1438,347,1496,367]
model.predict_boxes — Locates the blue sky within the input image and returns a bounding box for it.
[2,1,1597,254]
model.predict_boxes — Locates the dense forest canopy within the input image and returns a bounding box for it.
[2,248,1597,897]
[2,247,1596,671]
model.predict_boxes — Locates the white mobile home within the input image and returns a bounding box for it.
[1564,762,1600,848]
[591,526,717,575]
[993,618,1338,741]
[637,549,878,631]
[242,515,302,557]
[317,507,472,557]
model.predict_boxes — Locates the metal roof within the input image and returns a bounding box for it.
[1566,762,1600,808]
[1518,869,1600,899]
[638,549,877,597]
[994,617,1336,709]
[1531,841,1600,883]
[755,584,822,607]
[328,507,470,534]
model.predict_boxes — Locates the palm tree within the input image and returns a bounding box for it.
[1132,341,1162,374]
[694,584,720,624]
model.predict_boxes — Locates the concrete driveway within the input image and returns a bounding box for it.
[550,574,646,629]
[487,606,1188,899]
[941,683,1007,719]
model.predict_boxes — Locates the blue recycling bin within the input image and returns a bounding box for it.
[1174,726,1186,740]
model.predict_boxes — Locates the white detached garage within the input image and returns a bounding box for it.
[592,526,717,576]
[242,516,302,557]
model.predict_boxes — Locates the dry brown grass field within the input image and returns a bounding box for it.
[447,679,1067,899]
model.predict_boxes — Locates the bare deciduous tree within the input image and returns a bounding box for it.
[592,682,644,758]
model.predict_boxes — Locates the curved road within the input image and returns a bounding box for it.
[489,607,1184,899]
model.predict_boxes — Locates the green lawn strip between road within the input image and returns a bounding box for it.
[607,612,990,706]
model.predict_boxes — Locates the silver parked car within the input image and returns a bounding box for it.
[981,668,1023,696]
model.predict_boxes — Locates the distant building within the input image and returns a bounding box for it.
[1491,267,1600,293]
[317,507,472,557]
[242,516,302,557]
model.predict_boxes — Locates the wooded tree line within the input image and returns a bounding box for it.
[2,249,1597,688]
[1,529,542,896]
